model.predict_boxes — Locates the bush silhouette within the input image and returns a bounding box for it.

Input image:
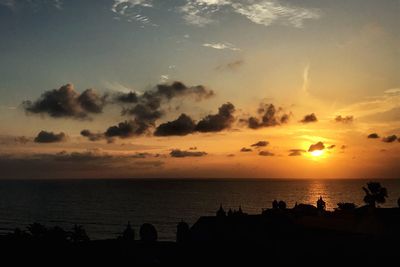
[70,224,90,243]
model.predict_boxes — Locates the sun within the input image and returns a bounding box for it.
[311,150,324,157]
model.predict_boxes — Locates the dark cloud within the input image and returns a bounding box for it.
[246,103,290,129]
[259,150,274,156]
[341,145,347,150]
[54,150,112,162]
[240,147,252,152]
[80,129,105,141]
[327,145,336,149]
[227,154,235,157]
[382,135,397,143]
[189,147,197,150]
[335,115,353,123]
[105,119,150,138]
[288,149,306,156]
[216,59,244,71]
[300,113,318,123]
[111,81,214,138]
[34,131,66,143]
[251,141,269,147]
[170,149,207,158]
[23,84,106,119]
[132,152,152,159]
[154,113,196,136]
[115,91,138,103]
[367,133,380,139]
[155,102,236,136]
[195,102,235,132]
[308,141,325,152]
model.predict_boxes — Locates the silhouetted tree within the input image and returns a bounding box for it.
[278,201,286,210]
[121,222,135,241]
[11,227,29,240]
[272,200,279,209]
[139,223,158,242]
[216,204,226,217]
[176,221,190,243]
[227,208,233,216]
[47,226,68,242]
[363,182,388,207]
[398,197,400,208]
[337,202,357,211]
[27,223,47,239]
[70,224,90,243]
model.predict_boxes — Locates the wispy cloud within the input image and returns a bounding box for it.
[338,88,400,122]
[180,0,320,28]
[203,42,240,51]
[0,0,63,10]
[231,1,320,28]
[111,0,155,26]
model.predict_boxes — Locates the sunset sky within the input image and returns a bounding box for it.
[0,0,399,179]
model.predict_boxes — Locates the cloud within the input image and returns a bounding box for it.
[105,119,149,138]
[111,0,154,25]
[95,81,214,139]
[170,149,207,157]
[327,144,336,149]
[382,135,397,143]
[115,91,138,103]
[195,102,235,132]
[308,141,325,152]
[80,129,106,141]
[131,152,158,158]
[300,113,317,123]
[251,141,269,147]
[288,149,306,156]
[0,149,166,179]
[338,88,400,122]
[335,115,354,123]
[179,0,320,28]
[245,103,290,129]
[179,0,228,26]
[259,150,274,156]
[34,131,66,143]
[154,113,196,136]
[0,0,63,10]
[240,147,252,152]
[231,1,320,28]
[154,102,235,136]
[203,42,240,51]
[23,84,107,120]
[215,59,244,71]
[14,136,30,144]
[367,133,380,139]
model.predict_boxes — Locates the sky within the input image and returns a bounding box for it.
[0,0,399,179]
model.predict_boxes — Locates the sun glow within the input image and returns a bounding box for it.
[311,150,324,157]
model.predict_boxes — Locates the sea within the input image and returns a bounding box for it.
[0,179,399,241]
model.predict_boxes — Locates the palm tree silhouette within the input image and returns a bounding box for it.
[362,182,388,207]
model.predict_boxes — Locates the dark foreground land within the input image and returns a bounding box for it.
[1,182,398,265]
[1,206,399,266]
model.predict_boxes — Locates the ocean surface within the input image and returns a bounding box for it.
[0,179,399,241]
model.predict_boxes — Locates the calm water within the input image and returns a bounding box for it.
[0,179,399,241]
